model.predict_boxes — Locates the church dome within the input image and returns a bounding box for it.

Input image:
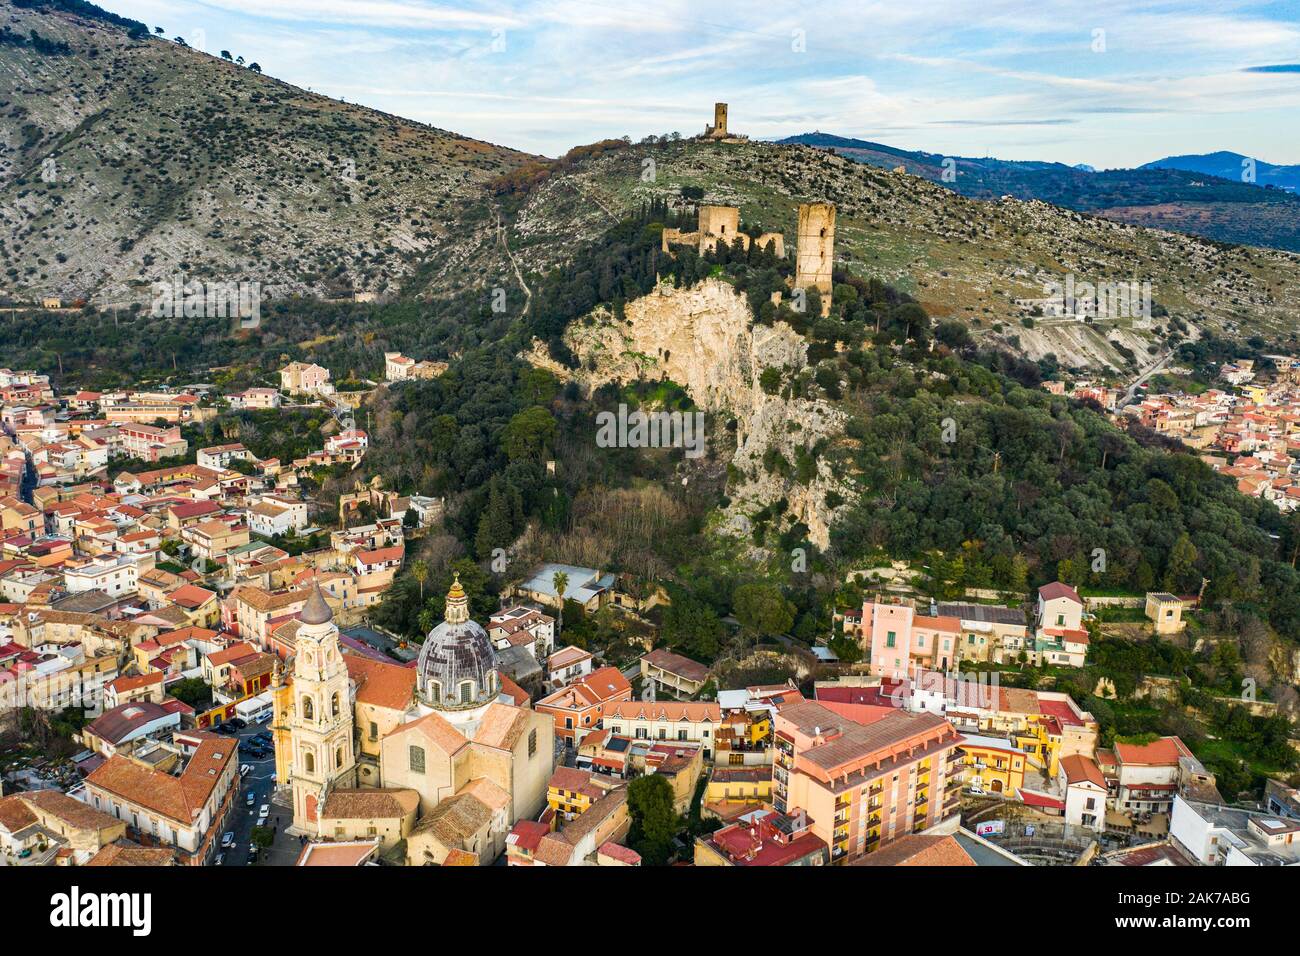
[416,574,499,710]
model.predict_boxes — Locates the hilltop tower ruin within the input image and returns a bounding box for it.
[713,102,728,137]
[698,204,740,253]
[795,202,836,315]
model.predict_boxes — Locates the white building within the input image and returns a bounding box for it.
[1170,796,1300,866]
[63,553,142,597]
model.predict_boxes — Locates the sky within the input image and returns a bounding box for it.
[106,0,1300,167]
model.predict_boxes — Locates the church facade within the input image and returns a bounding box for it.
[274,578,555,864]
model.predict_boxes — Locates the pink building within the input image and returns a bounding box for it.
[860,598,961,679]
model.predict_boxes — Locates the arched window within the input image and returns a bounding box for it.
[303,750,315,774]
[302,696,314,721]
[428,680,441,703]
[331,692,340,717]
[335,747,344,769]
[459,681,473,704]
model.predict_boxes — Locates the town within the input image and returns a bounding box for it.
[0,344,1295,869]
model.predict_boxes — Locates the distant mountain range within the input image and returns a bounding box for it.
[778,133,1300,252]
[1140,150,1300,192]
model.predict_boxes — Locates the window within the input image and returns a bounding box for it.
[658,729,667,740]
[428,680,441,703]
[1056,614,1064,626]
[301,696,314,721]
[885,631,896,648]
[303,750,315,774]
[635,727,648,739]
[528,729,537,757]
[409,745,426,774]
[367,826,377,837]
[331,692,340,717]
[335,747,344,769]
[459,681,474,704]
[678,730,687,741]
[369,721,378,740]
[565,717,573,729]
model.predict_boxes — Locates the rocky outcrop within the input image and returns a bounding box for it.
[527,277,848,549]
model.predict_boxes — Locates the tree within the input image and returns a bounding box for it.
[169,678,212,708]
[552,570,569,632]
[661,592,722,660]
[501,406,556,461]
[250,826,274,850]
[248,62,262,72]
[410,559,428,602]
[1165,532,1199,593]
[627,774,680,865]
[732,582,795,638]
[220,50,232,60]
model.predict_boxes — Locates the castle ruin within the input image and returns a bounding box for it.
[662,204,785,258]
[794,202,836,316]
[701,102,746,142]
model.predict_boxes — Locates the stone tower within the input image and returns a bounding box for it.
[698,204,741,253]
[288,584,357,833]
[713,102,728,137]
[795,202,836,315]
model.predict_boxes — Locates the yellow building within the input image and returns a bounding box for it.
[958,734,1027,796]
[1145,592,1186,634]
[702,767,771,820]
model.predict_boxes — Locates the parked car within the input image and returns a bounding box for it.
[239,763,252,777]
[228,717,247,729]
[214,852,225,866]
[247,847,258,864]
[258,804,270,824]
[246,792,256,807]
[221,831,235,849]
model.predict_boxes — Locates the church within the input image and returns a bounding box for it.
[272,576,555,865]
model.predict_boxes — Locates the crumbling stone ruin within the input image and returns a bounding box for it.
[700,102,748,143]
[795,202,836,316]
[661,204,784,257]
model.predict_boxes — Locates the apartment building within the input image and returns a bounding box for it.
[773,699,965,863]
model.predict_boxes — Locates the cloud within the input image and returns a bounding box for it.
[1242,64,1300,72]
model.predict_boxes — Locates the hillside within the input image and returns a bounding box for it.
[0,2,534,305]
[779,132,1300,253]
[1142,150,1300,192]
[503,137,1300,372]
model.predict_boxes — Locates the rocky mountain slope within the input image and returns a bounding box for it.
[502,138,1300,372]
[0,3,534,304]
[780,132,1300,253]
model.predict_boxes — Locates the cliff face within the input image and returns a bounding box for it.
[529,278,848,549]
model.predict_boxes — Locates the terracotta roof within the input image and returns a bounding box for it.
[410,791,493,845]
[440,847,479,866]
[0,794,38,832]
[108,672,164,694]
[85,843,175,866]
[597,841,641,865]
[344,654,417,711]
[473,702,531,751]
[393,709,469,756]
[641,648,710,683]
[1114,736,1192,767]
[849,834,975,867]
[21,788,122,832]
[320,788,419,821]
[1061,754,1107,790]
[295,840,379,866]
[85,735,234,826]
[602,700,720,723]
[1038,581,1082,605]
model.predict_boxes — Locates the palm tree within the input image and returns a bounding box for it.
[411,559,428,602]
[552,570,568,633]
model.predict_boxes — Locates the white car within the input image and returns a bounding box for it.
[221,831,235,849]
[258,804,270,824]
[239,764,252,777]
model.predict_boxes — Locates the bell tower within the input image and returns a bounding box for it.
[288,584,357,833]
